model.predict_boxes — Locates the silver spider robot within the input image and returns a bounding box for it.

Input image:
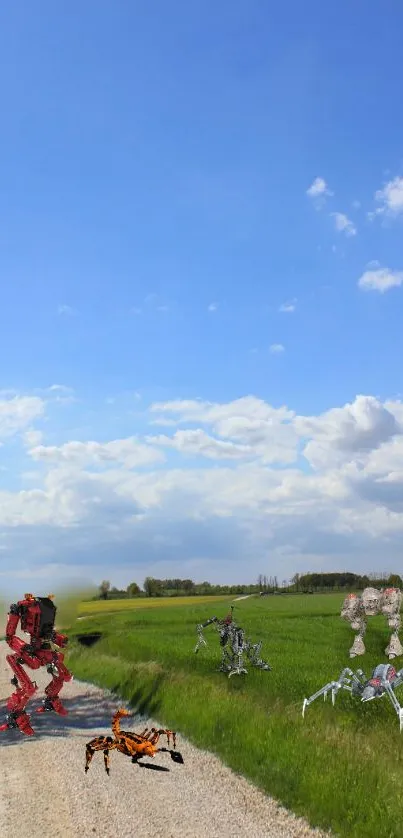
[302,663,403,730]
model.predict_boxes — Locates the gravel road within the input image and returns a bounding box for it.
[0,640,330,838]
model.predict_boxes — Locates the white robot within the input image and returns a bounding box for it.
[341,587,403,659]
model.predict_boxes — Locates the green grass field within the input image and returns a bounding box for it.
[66,593,403,838]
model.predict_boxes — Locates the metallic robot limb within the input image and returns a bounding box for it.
[302,667,363,717]
[381,588,403,659]
[0,649,41,735]
[245,639,272,671]
[303,663,403,730]
[341,592,368,657]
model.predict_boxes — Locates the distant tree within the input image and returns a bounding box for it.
[109,586,127,599]
[127,582,141,597]
[99,580,110,600]
[143,577,164,597]
[388,574,403,589]
[144,577,155,597]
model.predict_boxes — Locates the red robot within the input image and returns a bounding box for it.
[0,593,72,736]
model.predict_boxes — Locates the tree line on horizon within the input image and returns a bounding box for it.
[97,571,403,600]
[290,571,403,593]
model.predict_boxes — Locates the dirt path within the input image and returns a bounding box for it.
[0,641,329,838]
[233,594,254,600]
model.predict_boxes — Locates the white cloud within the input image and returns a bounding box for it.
[208,302,218,312]
[332,212,357,237]
[57,304,77,316]
[23,429,44,448]
[358,266,403,293]
[306,177,333,199]
[149,395,294,426]
[374,176,403,218]
[296,395,401,470]
[150,395,297,465]
[46,384,76,404]
[149,417,178,427]
[269,343,285,354]
[48,384,73,393]
[29,437,164,469]
[0,395,45,438]
[279,299,297,313]
[147,429,252,460]
[5,390,403,592]
[144,294,170,312]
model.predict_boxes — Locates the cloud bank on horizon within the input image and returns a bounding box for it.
[2,388,403,594]
[1,2,403,594]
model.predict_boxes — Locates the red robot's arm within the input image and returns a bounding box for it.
[52,631,68,647]
[5,604,26,654]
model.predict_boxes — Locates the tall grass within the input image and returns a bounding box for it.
[67,594,403,838]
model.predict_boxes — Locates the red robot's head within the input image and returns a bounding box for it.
[18,595,57,641]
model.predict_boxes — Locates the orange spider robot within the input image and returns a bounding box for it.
[85,708,184,775]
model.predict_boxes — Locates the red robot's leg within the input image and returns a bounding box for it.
[0,654,38,735]
[36,656,72,716]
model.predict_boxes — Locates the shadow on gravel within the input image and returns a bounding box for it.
[138,763,170,772]
[0,680,163,747]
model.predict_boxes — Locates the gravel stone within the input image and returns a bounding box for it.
[0,641,331,837]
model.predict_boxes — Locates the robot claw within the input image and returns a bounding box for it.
[228,667,248,677]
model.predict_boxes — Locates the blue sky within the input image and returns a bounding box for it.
[1,1,403,595]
